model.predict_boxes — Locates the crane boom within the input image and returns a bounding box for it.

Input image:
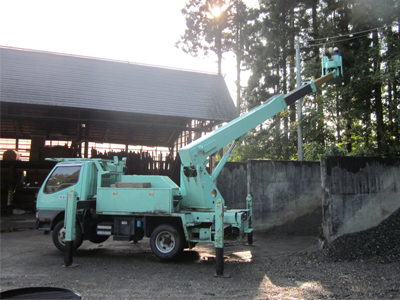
[178,52,343,210]
[179,93,286,167]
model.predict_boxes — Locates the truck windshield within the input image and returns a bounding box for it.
[44,165,81,194]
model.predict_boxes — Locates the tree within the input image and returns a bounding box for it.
[226,0,400,161]
[177,0,250,112]
[232,0,303,161]
[176,0,237,75]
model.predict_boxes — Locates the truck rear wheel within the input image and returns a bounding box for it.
[150,224,184,260]
[52,220,83,252]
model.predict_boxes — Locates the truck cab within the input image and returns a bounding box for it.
[36,158,109,232]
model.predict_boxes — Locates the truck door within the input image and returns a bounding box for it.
[37,163,83,211]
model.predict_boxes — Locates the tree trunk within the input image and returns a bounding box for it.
[217,33,222,75]
[216,18,222,75]
[372,30,386,153]
[289,3,297,144]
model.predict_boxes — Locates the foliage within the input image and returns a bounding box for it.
[176,0,245,74]
[179,0,400,162]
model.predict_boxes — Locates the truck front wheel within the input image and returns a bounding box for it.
[150,224,184,260]
[52,220,83,252]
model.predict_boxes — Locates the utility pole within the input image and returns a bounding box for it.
[236,0,241,114]
[296,36,304,161]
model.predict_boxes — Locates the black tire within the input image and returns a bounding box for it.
[150,224,184,260]
[89,235,109,244]
[52,220,83,252]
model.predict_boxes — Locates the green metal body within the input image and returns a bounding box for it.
[36,156,251,245]
[96,176,179,215]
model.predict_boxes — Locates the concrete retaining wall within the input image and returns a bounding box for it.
[216,162,248,210]
[216,157,400,241]
[247,160,322,232]
[321,156,400,244]
[216,160,322,234]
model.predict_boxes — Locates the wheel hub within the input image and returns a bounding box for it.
[58,227,66,245]
[155,231,175,253]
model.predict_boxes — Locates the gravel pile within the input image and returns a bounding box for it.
[324,208,400,263]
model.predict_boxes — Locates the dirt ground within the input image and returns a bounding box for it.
[1,223,399,300]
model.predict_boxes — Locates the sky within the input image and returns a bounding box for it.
[0,0,259,103]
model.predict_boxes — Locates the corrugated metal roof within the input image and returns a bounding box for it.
[0,47,238,122]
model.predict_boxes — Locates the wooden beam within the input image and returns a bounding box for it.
[1,113,213,133]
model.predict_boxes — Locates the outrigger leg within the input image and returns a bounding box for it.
[214,199,229,277]
[246,194,253,245]
[64,189,78,267]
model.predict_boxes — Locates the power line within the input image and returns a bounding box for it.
[308,25,388,42]
[305,33,372,48]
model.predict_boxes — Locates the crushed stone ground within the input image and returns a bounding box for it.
[1,210,399,299]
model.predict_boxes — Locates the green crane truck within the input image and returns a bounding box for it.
[36,49,343,275]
